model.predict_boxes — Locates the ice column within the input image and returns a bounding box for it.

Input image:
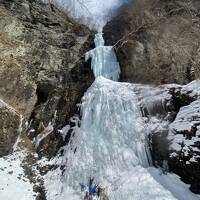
[85,33,120,81]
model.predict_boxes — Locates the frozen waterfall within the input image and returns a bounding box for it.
[46,33,192,200]
[48,33,154,200]
[85,33,120,81]
[44,33,200,200]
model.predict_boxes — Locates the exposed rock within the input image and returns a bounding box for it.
[135,80,200,193]
[104,0,200,84]
[168,99,200,194]
[0,0,94,157]
[104,0,200,193]
[0,100,21,157]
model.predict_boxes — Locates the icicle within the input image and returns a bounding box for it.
[13,115,24,152]
[34,111,57,149]
[85,33,120,81]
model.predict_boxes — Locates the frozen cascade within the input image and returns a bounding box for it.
[60,33,151,199]
[61,77,151,196]
[85,33,120,81]
[44,33,200,200]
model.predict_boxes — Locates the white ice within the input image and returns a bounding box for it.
[85,33,120,81]
[45,77,200,200]
[44,34,200,200]
[168,99,200,159]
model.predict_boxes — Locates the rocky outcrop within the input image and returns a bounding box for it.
[104,0,200,84]
[135,81,200,193]
[0,100,21,157]
[0,0,94,157]
[167,83,200,194]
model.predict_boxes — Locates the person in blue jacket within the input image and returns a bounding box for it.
[88,177,97,196]
[89,184,97,196]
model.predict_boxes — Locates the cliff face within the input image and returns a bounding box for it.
[104,0,200,194]
[104,0,200,85]
[0,0,94,157]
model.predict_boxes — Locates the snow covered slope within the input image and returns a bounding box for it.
[0,151,35,200]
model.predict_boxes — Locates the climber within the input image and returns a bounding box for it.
[97,185,105,197]
[89,184,97,196]
[88,177,95,187]
[79,182,86,192]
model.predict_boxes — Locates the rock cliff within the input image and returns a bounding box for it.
[0,0,94,157]
[104,0,200,84]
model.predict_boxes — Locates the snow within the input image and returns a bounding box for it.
[45,163,200,200]
[0,151,36,200]
[0,98,20,116]
[44,33,200,200]
[35,123,54,149]
[148,167,200,200]
[132,84,171,117]
[168,100,200,157]
[13,115,24,151]
[34,111,57,148]
[181,80,200,97]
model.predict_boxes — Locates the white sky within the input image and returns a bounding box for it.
[56,0,127,30]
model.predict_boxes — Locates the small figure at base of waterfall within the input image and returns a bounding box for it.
[79,182,86,192]
[88,177,95,188]
[89,185,97,196]
[80,177,108,199]
[88,177,97,196]
[162,160,169,175]
[96,185,105,197]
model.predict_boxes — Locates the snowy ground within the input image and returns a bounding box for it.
[44,163,200,200]
[0,151,199,200]
[0,151,36,200]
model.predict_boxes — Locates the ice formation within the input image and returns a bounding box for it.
[47,33,152,200]
[60,78,151,198]
[85,33,120,81]
[44,34,200,200]
[168,100,200,161]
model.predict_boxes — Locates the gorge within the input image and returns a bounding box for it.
[0,0,200,200]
